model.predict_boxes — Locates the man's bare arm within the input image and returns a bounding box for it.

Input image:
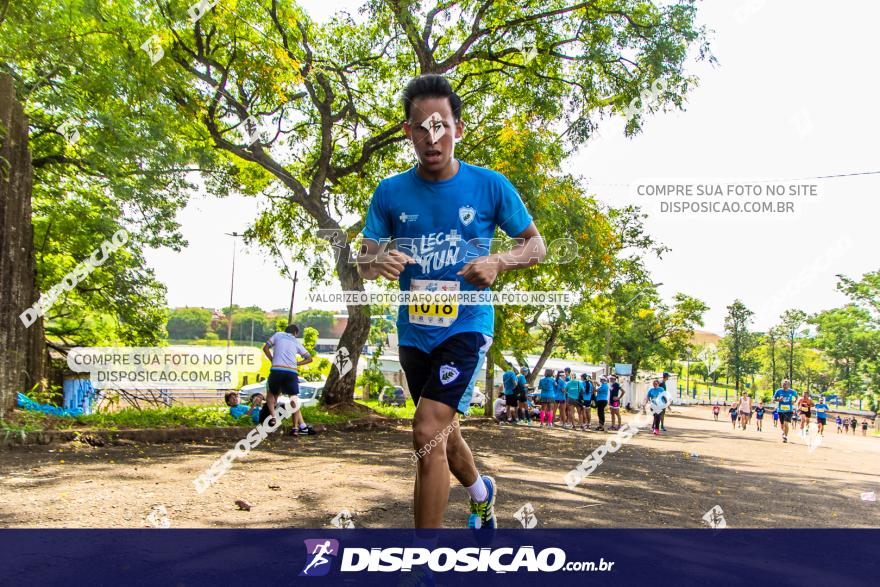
[457,223,546,288]
[357,239,416,281]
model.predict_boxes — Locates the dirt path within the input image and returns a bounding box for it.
[1,407,878,528]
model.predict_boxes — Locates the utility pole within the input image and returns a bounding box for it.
[287,270,299,325]
[225,232,243,347]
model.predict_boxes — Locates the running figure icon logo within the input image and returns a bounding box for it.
[333,347,353,378]
[702,505,727,529]
[299,539,340,577]
[459,206,476,226]
[330,509,355,529]
[514,502,538,529]
[421,112,446,144]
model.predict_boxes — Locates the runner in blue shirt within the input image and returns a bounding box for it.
[754,402,765,432]
[772,379,798,443]
[538,369,557,427]
[501,368,517,423]
[581,373,596,432]
[646,380,666,434]
[565,375,581,430]
[835,414,843,434]
[814,397,829,435]
[359,74,545,530]
[595,377,610,431]
[554,371,567,428]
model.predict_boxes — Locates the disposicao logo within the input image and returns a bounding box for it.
[300,539,340,577]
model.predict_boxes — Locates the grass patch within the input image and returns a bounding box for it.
[3,403,372,433]
[356,398,416,419]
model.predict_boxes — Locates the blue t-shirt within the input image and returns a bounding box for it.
[229,405,258,424]
[554,378,566,400]
[362,161,533,353]
[646,386,667,411]
[516,374,528,392]
[815,402,829,417]
[502,371,516,395]
[755,406,765,418]
[774,388,798,412]
[596,383,610,401]
[582,380,593,401]
[565,379,581,400]
[538,377,556,398]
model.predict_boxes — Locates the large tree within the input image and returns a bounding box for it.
[721,299,758,393]
[4,0,709,405]
[778,308,807,384]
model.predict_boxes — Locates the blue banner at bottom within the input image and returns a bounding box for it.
[1,529,876,586]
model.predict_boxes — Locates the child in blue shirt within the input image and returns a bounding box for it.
[225,391,263,424]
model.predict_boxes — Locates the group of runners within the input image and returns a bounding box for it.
[494,367,671,435]
[710,379,874,442]
[836,414,872,435]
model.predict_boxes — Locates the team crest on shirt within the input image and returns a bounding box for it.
[439,364,460,385]
[458,206,476,226]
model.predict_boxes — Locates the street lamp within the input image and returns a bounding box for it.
[225,231,244,347]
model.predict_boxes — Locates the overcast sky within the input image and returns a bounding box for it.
[143,0,880,334]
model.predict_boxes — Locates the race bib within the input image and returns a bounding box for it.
[408,279,459,327]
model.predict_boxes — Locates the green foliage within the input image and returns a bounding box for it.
[2,0,710,399]
[302,326,319,355]
[293,310,337,337]
[722,300,760,392]
[297,326,331,381]
[166,307,212,340]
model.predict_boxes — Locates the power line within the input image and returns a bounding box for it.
[587,169,880,188]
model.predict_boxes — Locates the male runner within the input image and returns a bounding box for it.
[359,74,545,529]
[836,414,843,433]
[773,379,798,443]
[798,391,814,436]
[658,372,671,431]
[814,396,829,435]
[754,402,765,431]
[261,324,314,434]
[501,365,518,423]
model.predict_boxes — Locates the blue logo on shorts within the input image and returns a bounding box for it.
[299,538,339,577]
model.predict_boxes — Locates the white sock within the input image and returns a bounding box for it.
[466,476,488,503]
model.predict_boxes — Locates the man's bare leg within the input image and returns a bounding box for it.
[445,420,479,488]
[412,398,457,528]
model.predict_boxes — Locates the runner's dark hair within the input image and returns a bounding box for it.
[403,74,462,121]
[285,324,300,335]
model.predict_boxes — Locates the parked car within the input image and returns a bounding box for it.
[238,379,325,409]
[379,386,406,407]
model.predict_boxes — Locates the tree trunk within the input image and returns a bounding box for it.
[527,318,562,386]
[483,349,495,417]
[320,243,370,406]
[0,73,48,417]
